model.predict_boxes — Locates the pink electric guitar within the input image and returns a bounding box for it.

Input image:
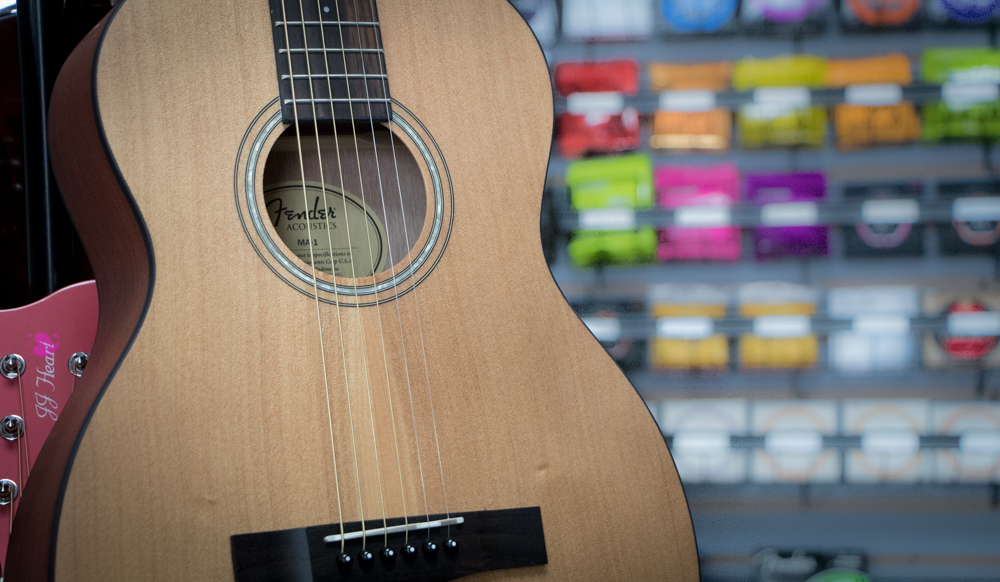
[0,280,98,576]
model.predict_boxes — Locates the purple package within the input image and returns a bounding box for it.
[747,172,828,261]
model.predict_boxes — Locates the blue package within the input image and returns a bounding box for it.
[662,0,738,32]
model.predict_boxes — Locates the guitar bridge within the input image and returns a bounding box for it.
[230,507,546,581]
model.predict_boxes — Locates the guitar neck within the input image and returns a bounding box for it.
[268,0,391,123]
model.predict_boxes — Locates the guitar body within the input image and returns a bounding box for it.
[8,1,698,580]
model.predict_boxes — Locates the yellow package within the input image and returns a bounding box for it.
[649,284,730,370]
[732,55,827,90]
[738,282,818,369]
[738,105,827,148]
[740,335,819,368]
[653,336,729,370]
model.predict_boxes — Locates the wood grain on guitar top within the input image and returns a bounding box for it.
[9,1,698,580]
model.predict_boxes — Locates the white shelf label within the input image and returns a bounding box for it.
[657,316,714,339]
[861,199,919,224]
[672,430,731,455]
[582,317,621,342]
[673,205,731,228]
[765,429,823,454]
[959,430,1000,454]
[844,83,903,107]
[578,209,636,231]
[942,82,999,110]
[660,89,716,113]
[753,86,811,109]
[953,197,1000,222]
[760,202,819,226]
[566,92,625,115]
[753,315,811,338]
[861,429,920,455]
[947,312,1000,337]
[852,315,911,335]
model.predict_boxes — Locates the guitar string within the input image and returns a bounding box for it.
[287,0,350,553]
[332,0,390,552]
[348,0,413,545]
[365,0,451,536]
[15,374,29,476]
[279,0,352,552]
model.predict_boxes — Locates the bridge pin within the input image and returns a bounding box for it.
[423,541,438,557]
[444,539,459,554]
[336,553,352,569]
[380,547,396,563]
[401,543,418,561]
[358,549,375,566]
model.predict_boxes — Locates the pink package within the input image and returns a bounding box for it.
[656,164,742,262]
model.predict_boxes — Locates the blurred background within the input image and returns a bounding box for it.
[515,1,1000,581]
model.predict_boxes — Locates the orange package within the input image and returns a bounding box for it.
[651,109,732,151]
[834,102,921,150]
[648,62,733,92]
[826,53,912,87]
[846,0,920,27]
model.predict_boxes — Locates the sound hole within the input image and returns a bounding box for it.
[261,123,427,279]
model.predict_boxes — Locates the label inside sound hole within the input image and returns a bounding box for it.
[264,181,387,277]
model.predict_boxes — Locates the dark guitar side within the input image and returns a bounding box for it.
[6,9,153,581]
[9,1,699,580]
[6,9,153,582]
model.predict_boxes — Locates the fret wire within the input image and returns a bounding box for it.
[279,47,383,53]
[275,20,379,26]
[284,98,380,103]
[282,73,388,79]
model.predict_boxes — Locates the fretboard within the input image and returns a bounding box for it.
[268,0,391,123]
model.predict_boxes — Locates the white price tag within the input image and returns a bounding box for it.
[861,429,919,455]
[947,312,1000,337]
[760,202,819,226]
[942,82,999,110]
[852,315,911,335]
[566,92,625,115]
[659,90,716,113]
[582,317,621,342]
[953,197,1000,222]
[753,315,811,338]
[844,83,903,107]
[753,86,811,109]
[764,429,823,454]
[578,209,636,231]
[672,430,731,455]
[656,316,714,339]
[673,205,731,228]
[959,430,1000,454]
[861,199,919,224]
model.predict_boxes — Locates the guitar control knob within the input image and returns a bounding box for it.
[1,354,25,379]
[0,479,18,505]
[0,415,24,441]
[68,352,90,378]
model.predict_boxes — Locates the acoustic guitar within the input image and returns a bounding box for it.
[8,1,698,580]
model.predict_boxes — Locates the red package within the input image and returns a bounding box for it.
[554,60,640,96]
[557,109,641,158]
